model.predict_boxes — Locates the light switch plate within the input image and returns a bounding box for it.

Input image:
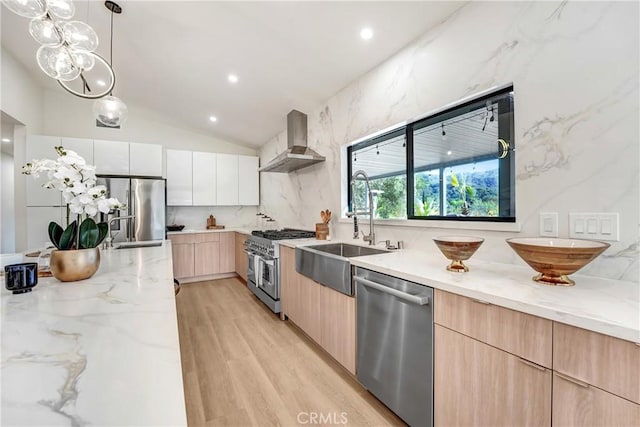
[539,212,559,237]
[569,212,619,241]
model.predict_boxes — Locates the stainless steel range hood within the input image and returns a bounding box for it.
[259,110,325,173]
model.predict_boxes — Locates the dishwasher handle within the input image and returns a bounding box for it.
[354,276,430,306]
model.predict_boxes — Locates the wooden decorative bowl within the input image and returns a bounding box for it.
[433,236,484,272]
[506,238,610,286]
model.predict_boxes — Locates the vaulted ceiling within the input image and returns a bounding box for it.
[1,1,465,147]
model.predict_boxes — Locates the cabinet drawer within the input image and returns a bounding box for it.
[168,234,196,245]
[553,371,640,426]
[434,290,552,367]
[435,325,551,427]
[554,322,640,404]
[193,233,220,243]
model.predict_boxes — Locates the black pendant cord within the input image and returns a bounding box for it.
[109,8,114,96]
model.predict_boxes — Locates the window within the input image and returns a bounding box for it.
[348,129,407,220]
[347,85,515,222]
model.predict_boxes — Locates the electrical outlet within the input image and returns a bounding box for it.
[569,213,619,241]
[539,212,559,237]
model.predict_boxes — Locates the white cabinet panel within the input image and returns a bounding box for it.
[26,135,62,207]
[130,142,163,177]
[166,149,193,206]
[94,140,129,175]
[192,152,217,205]
[238,155,259,206]
[216,154,239,206]
[26,207,64,250]
[61,137,93,164]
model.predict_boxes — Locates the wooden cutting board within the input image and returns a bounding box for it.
[206,225,225,229]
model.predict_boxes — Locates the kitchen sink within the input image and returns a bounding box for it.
[295,243,389,295]
[114,241,163,249]
[305,243,388,258]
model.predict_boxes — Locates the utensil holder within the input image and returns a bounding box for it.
[315,223,329,240]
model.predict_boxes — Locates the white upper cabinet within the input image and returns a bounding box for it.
[192,152,217,206]
[26,206,64,250]
[164,149,258,206]
[238,155,259,206]
[130,142,163,177]
[26,135,62,207]
[166,149,193,206]
[216,154,239,206]
[94,139,130,175]
[61,137,94,164]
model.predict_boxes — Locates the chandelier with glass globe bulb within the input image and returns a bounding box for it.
[1,0,128,126]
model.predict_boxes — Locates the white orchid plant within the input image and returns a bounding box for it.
[22,146,125,250]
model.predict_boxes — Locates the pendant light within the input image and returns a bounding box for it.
[93,1,127,127]
[2,0,116,97]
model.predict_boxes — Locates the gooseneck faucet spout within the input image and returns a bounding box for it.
[345,170,375,245]
[104,215,136,249]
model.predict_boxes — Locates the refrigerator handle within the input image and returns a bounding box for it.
[126,189,131,240]
[131,188,136,241]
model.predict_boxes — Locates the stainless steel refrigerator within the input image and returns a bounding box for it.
[96,176,166,243]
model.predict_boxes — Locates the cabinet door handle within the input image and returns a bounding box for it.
[471,298,491,305]
[555,371,590,388]
[518,358,547,372]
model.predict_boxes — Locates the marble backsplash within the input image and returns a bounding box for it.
[259,1,639,282]
[167,206,259,230]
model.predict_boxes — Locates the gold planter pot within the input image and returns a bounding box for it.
[50,248,101,282]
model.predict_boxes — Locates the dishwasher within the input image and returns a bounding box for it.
[354,267,433,427]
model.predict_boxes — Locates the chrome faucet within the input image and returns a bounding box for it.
[346,170,375,245]
[104,215,136,249]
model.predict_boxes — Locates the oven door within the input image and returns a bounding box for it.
[257,256,279,300]
[246,250,256,284]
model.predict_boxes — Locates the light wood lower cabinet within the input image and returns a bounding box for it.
[553,371,640,427]
[171,243,194,279]
[435,325,551,427]
[319,283,356,374]
[194,241,220,276]
[219,232,235,273]
[280,245,356,375]
[234,232,248,282]
[168,232,236,281]
[553,322,640,404]
[435,290,552,367]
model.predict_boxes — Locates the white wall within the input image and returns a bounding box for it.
[259,1,639,282]
[1,150,15,252]
[42,89,256,155]
[1,48,43,134]
[1,47,45,252]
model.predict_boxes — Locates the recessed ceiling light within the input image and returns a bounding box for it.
[360,27,373,40]
[96,79,106,87]
[447,150,452,156]
[209,116,218,123]
[2,138,10,143]
[227,74,238,84]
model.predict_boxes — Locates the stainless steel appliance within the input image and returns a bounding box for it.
[245,228,315,313]
[259,110,325,173]
[354,267,434,427]
[97,176,166,243]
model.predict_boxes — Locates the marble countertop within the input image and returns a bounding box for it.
[167,227,252,235]
[1,241,187,426]
[283,239,640,343]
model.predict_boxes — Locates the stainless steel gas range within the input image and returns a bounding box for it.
[245,228,315,313]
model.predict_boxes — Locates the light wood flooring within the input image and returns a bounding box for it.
[176,278,405,427]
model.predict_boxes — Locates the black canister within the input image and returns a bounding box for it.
[4,263,38,294]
